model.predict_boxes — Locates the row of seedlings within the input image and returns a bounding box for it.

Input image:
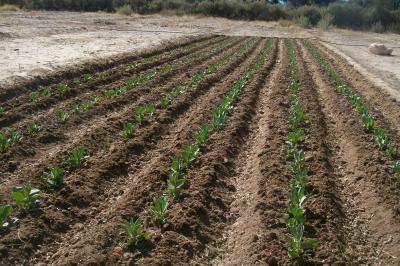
[0,38,239,154]
[303,40,400,182]
[122,37,258,139]
[0,146,88,233]
[0,38,253,236]
[120,39,274,250]
[285,40,319,258]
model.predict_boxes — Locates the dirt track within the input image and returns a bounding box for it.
[0,35,400,265]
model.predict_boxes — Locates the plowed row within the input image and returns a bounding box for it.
[1,36,399,265]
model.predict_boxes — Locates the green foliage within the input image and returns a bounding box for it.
[0,106,5,117]
[195,125,210,146]
[167,171,186,200]
[68,147,87,168]
[41,86,52,97]
[123,122,135,138]
[122,218,151,250]
[42,167,64,190]
[0,205,17,233]
[160,95,172,109]
[181,144,201,167]
[56,110,69,123]
[83,74,93,81]
[148,196,169,226]
[27,122,42,135]
[29,92,40,102]
[0,132,11,153]
[11,185,40,212]
[56,83,69,94]
[8,131,22,146]
[135,104,155,125]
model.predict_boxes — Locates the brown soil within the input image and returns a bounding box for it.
[1,36,400,266]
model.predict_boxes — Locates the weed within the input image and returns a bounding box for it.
[11,185,40,212]
[42,167,64,190]
[148,196,169,226]
[0,205,17,233]
[68,147,87,168]
[122,218,151,250]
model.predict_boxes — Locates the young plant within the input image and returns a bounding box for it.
[8,131,22,146]
[56,83,68,94]
[195,125,210,146]
[83,74,93,81]
[392,160,400,182]
[56,110,69,123]
[148,196,169,226]
[134,105,155,125]
[29,92,40,102]
[11,185,40,212]
[42,167,64,190]
[0,205,17,233]
[104,89,117,99]
[72,103,82,114]
[122,218,151,250]
[41,87,52,97]
[160,95,172,109]
[167,171,186,200]
[0,106,5,117]
[68,147,87,168]
[123,122,135,138]
[0,132,10,153]
[27,122,42,135]
[181,144,201,167]
[80,100,93,111]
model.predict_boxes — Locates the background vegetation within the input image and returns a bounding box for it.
[1,0,400,33]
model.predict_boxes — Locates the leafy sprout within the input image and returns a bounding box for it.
[56,110,70,123]
[27,122,42,135]
[8,132,22,146]
[0,205,17,233]
[135,105,155,125]
[68,147,87,168]
[123,122,135,138]
[148,196,169,226]
[0,132,10,153]
[41,87,52,97]
[0,106,5,117]
[160,95,172,109]
[195,125,210,146]
[121,218,151,250]
[181,144,201,167]
[29,92,40,102]
[56,83,69,94]
[11,185,40,212]
[167,171,186,200]
[42,167,64,190]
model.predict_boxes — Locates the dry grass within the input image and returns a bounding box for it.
[115,5,133,16]
[0,4,20,12]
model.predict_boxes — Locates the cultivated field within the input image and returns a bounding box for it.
[0,36,400,265]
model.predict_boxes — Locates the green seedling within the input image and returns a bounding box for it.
[72,103,82,114]
[83,74,93,81]
[8,131,22,146]
[172,86,184,97]
[392,161,400,182]
[0,205,17,233]
[182,144,201,167]
[29,92,40,102]
[91,96,101,104]
[160,95,172,109]
[134,105,155,125]
[288,128,304,146]
[56,83,68,94]
[11,185,40,212]
[167,171,186,200]
[115,86,127,95]
[104,89,117,99]
[27,122,42,135]
[80,100,93,111]
[56,110,69,123]
[148,196,169,226]
[123,122,135,138]
[362,113,376,133]
[195,125,210,146]
[42,167,64,190]
[41,87,52,97]
[291,103,307,128]
[68,147,87,168]
[122,218,151,250]
[287,218,319,258]
[0,106,5,117]
[0,132,10,153]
